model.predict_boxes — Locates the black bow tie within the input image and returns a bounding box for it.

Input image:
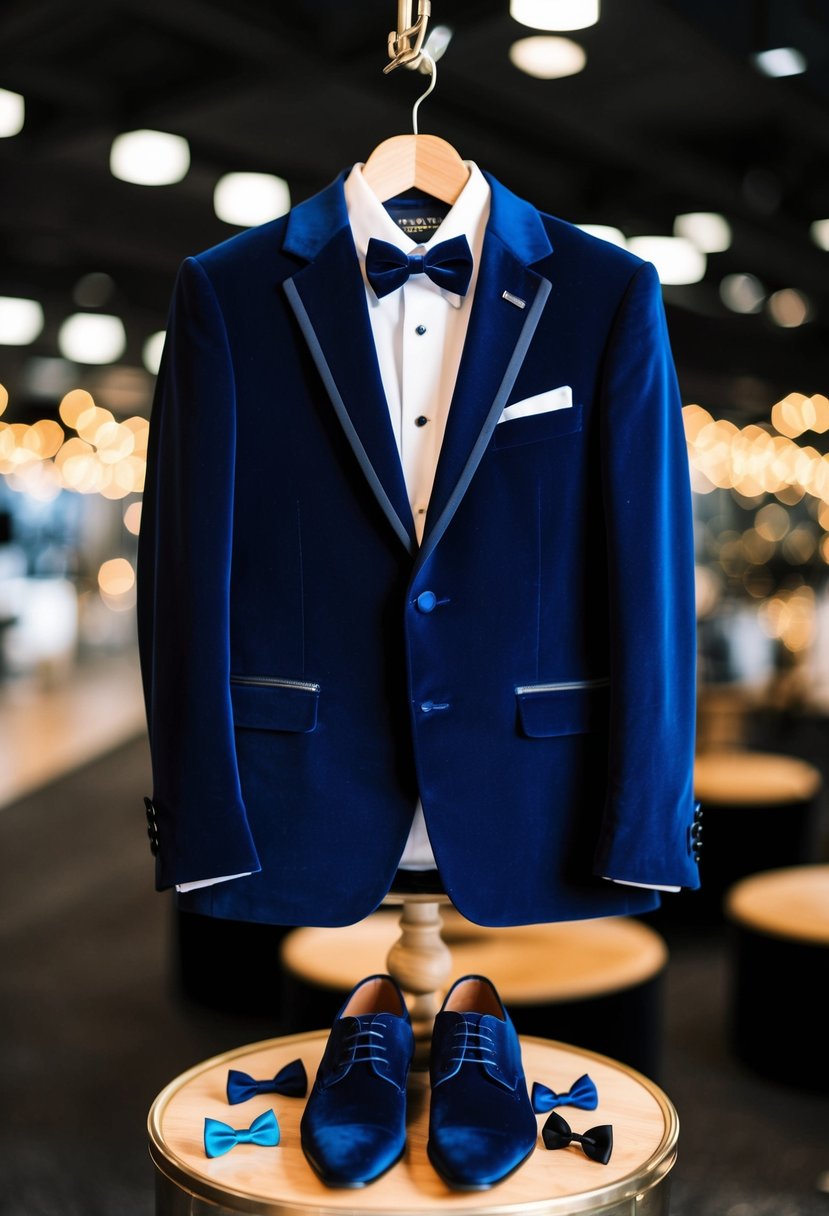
[542,1111,614,1164]
[364,234,473,299]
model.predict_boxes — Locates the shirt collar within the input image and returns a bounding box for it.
[343,160,491,309]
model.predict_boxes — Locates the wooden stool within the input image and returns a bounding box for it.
[724,864,829,1091]
[646,749,823,931]
[148,1030,678,1215]
[279,910,669,1081]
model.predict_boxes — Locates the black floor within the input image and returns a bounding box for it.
[1,734,828,1215]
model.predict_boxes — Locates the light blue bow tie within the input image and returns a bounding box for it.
[204,1109,280,1158]
[531,1074,598,1113]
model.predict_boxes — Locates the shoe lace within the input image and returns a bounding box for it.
[447,1018,498,1070]
[338,1022,388,1069]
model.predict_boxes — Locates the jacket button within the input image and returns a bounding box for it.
[415,591,437,613]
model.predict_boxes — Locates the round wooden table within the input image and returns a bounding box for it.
[148,1030,678,1215]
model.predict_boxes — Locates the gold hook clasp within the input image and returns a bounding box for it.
[385,0,432,74]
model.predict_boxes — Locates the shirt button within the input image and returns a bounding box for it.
[415,415,428,427]
[415,324,427,335]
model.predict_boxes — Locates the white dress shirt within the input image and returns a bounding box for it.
[343,160,490,868]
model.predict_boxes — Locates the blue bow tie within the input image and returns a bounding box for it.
[542,1111,613,1164]
[204,1109,280,1158]
[365,234,473,299]
[531,1074,598,1113]
[226,1058,308,1104]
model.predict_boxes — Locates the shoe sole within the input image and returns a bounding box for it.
[426,1139,537,1192]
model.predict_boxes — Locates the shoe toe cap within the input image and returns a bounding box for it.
[429,1125,537,1188]
[303,1121,404,1187]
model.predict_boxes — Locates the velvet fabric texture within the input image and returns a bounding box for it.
[136,165,699,928]
[428,975,538,1189]
[299,975,414,1188]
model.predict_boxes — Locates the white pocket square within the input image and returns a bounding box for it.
[499,385,573,422]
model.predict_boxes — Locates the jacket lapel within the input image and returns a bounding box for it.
[415,173,554,572]
[282,174,417,554]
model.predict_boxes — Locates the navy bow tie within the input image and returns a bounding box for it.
[204,1109,280,1158]
[226,1058,307,1105]
[542,1111,614,1164]
[365,234,473,299]
[531,1074,598,1113]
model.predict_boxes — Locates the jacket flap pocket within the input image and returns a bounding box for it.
[516,678,609,738]
[492,401,583,450]
[230,678,319,733]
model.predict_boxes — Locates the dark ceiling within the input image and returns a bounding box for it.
[1,0,828,423]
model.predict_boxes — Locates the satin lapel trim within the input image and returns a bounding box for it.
[415,240,552,573]
[283,229,416,555]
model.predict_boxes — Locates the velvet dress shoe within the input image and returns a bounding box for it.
[428,974,538,1190]
[300,974,414,1187]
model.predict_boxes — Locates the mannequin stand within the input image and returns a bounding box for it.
[382,891,453,1056]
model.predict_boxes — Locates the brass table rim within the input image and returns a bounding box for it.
[147,1030,679,1216]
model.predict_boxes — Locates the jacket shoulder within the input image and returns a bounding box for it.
[539,211,645,285]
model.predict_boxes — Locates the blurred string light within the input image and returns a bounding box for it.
[110,129,190,186]
[0,88,24,137]
[752,47,807,77]
[626,236,706,285]
[0,383,7,415]
[674,212,732,253]
[57,313,126,364]
[123,502,142,535]
[759,585,814,653]
[213,173,291,227]
[98,557,136,612]
[811,219,829,251]
[0,386,147,499]
[767,288,811,328]
[770,391,829,438]
[509,35,586,78]
[682,402,829,507]
[510,0,599,30]
[0,296,44,345]
[720,273,765,314]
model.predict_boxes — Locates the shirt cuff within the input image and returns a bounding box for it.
[176,872,252,893]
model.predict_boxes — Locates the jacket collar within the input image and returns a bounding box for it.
[280,167,554,563]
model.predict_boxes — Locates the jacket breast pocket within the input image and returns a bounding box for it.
[516,677,609,738]
[230,676,320,733]
[492,401,583,450]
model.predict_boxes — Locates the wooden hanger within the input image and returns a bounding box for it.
[362,35,470,206]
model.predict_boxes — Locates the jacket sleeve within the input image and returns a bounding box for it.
[593,259,700,890]
[136,255,261,890]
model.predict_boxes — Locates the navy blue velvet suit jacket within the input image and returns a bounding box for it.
[136,168,700,928]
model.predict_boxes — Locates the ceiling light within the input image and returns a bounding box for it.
[674,212,732,253]
[510,0,599,32]
[58,314,127,364]
[810,219,829,251]
[719,273,765,314]
[0,296,44,345]
[752,47,806,77]
[423,24,454,61]
[767,289,811,328]
[110,130,190,186]
[0,88,24,137]
[626,236,706,285]
[576,224,627,249]
[142,331,166,375]
[509,35,586,79]
[213,173,291,228]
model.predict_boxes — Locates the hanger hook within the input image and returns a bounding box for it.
[411,49,437,135]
